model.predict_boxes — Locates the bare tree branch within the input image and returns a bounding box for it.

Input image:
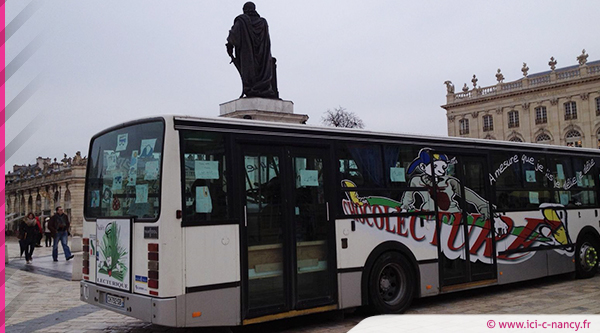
[321,106,365,129]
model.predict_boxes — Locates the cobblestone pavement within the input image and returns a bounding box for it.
[4,237,600,332]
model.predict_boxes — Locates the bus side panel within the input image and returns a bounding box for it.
[497,252,548,285]
[335,217,436,304]
[183,287,241,327]
[569,209,600,243]
[494,208,584,284]
[337,272,362,309]
[335,218,436,270]
[184,225,240,287]
[547,250,575,275]
[418,262,439,297]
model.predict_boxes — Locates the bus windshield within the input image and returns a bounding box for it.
[84,120,165,221]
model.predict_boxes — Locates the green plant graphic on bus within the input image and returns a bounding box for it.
[98,222,128,282]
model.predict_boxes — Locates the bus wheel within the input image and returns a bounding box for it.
[368,252,415,314]
[576,234,599,279]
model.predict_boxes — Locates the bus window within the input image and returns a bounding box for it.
[383,145,419,187]
[496,190,552,210]
[181,131,229,224]
[551,156,598,207]
[85,120,164,220]
[521,153,548,189]
[492,152,551,210]
[337,143,383,188]
[491,153,521,188]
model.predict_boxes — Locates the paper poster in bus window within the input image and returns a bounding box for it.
[102,186,112,205]
[116,133,128,151]
[136,184,148,203]
[105,151,117,172]
[128,168,137,186]
[299,169,319,187]
[140,139,156,158]
[195,160,220,180]
[112,172,123,191]
[96,219,130,291]
[196,186,212,213]
[90,190,100,208]
[390,167,406,182]
[144,160,159,180]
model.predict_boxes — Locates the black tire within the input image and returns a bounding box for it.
[368,251,416,314]
[575,234,599,279]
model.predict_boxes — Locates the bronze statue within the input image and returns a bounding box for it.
[226,2,278,99]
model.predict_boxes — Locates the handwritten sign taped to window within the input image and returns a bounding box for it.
[525,170,536,183]
[390,167,406,182]
[300,170,319,187]
[195,161,220,180]
[196,186,213,213]
[529,191,539,204]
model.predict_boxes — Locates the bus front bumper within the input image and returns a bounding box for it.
[80,281,178,327]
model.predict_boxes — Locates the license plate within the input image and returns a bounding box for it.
[106,293,125,308]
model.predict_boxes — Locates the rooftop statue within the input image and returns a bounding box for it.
[226,2,278,99]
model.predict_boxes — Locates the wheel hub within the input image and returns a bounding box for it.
[380,277,392,291]
[579,243,598,271]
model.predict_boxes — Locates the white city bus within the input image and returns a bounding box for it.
[80,115,600,327]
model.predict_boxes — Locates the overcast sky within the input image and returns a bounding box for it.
[6,0,600,168]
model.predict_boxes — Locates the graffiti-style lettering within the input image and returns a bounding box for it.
[522,154,535,165]
[341,148,576,266]
[490,154,519,185]
[584,159,595,174]
[469,218,494,258]
[447,213,465,251]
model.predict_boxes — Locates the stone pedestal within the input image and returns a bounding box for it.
[219,98,308,124]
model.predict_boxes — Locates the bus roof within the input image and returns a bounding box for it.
[110,114,600,156]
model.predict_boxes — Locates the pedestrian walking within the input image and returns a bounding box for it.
[43,217,53,247]
[48,206,74,261]
[19,212,40,264]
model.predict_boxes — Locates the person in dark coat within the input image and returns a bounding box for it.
[226,2,277,98]
[35,214,43,247]
[48,206,74,261]
[19,212,39,264]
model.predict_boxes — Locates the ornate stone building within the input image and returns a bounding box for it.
[5,152,87,236]
[442,50,600,148]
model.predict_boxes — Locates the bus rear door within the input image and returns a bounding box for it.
[239,143,337,321]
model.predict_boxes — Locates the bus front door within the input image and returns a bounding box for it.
[436,153,497,289]
[240,145,336,320]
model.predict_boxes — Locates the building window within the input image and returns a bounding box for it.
[459,119,469,135]
[565,129,582,147]
[482,115,493,132]
[596,97,600,116]
[564,101,577,120]
[508,136,523,142]
[508,110,519,128]
[536,133,552,144]
[535,106,547,124]
[597,128,600,149]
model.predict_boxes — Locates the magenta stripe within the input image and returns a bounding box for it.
[1,1,6,331]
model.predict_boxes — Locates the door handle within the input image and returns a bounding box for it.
[244,205,247,227]
[326,202,330,222]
